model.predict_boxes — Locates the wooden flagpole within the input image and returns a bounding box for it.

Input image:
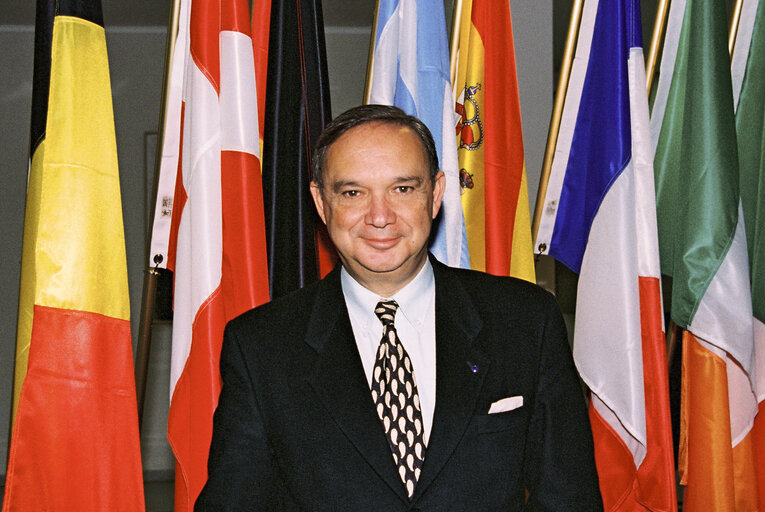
[363,0,381,104]
[729,0,745,55]
[135,0,181,431]
[645,0,670,95]
[531,0,585,248]
[449,0,465,86]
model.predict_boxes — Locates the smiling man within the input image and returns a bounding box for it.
[196,105,602,511]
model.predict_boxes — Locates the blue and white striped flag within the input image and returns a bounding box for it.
[367,0,469,268]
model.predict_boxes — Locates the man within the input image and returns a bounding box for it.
[196,105,602,510]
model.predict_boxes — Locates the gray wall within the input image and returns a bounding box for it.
[0,1,553,478]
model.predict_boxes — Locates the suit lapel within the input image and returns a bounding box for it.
[304,268,409,502]
[413,259,487,500]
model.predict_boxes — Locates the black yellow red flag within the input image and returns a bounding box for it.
[3,0,145,510]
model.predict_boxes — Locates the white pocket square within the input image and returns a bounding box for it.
[488,396,524,414]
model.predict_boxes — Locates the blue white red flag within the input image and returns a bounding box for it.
[367,0,469,268]
[535,1,676,509]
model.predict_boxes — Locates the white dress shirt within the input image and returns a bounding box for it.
[340,261,437,445]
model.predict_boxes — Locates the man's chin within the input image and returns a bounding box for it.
[359,261,405,275]
[356,253,428,276]
[346,253,407,275]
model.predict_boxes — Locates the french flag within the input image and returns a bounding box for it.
[534,0,676,509]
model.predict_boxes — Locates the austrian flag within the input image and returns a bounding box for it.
[158,0,270,510]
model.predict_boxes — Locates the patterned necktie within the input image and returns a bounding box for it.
[371,300,425,499]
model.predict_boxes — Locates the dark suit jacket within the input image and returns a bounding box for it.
[196,258,602,511]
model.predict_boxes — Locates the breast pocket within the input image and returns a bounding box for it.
[469,406,527,434]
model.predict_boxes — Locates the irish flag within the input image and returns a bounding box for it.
[650,0,759,509]
[535,0,676,509]
[733,0,765,508]
[731,0,765,510]
[3,0,144,509]
[453,0,534,280]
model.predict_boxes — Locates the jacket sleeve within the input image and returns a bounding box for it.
[522,294,604,511]
[195,321,282,511]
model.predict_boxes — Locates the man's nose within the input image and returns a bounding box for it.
[365,193,396,227]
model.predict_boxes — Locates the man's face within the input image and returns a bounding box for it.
[310,122,445,295]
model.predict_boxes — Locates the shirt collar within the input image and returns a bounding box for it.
[340,259,435,330]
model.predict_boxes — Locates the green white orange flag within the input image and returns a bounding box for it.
[732,0,765,507]
[650,0,760,509]
[3,0,145,510]
[453,0,535,281]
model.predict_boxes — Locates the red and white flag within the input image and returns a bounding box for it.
[150,0,270,509]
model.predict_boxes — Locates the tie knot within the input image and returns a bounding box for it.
[374,300,398,326]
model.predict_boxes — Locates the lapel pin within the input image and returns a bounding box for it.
[466,361,479,374]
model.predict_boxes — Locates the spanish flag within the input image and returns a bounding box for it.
[3,0,144,510]
[453,0,535,281]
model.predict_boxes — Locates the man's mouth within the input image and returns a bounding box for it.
[363,237,400,250]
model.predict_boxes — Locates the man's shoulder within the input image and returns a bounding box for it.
[226,271,334,335]
[433,259,553,307]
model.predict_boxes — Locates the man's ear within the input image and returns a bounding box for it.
[431,171,446,219]
[309,181,327,225]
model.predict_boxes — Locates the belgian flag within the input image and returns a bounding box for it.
[3,1,144,510]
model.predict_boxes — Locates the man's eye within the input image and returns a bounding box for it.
[396,186,413,193]
[341,190,360,198]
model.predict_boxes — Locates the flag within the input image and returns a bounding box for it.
[453,0,534,280]
[535,0,676,509]
[148,0,186,270]
[252,0,270,155]
[163,0,270,509]
[261,0,334,299]
[367,0,470,269]
[3,0,144,510]
[732,0,765,507]
[650,0,758,509]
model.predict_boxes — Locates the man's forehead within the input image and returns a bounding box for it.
[325,122,429,168]
[334,120,416,145]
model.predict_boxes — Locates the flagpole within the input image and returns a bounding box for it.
[449,0,464,86]
[135,0,181,430]
[645,0,670,95]
[728,0,744,54]
[531,0,585,247]
[363,0,381,104]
